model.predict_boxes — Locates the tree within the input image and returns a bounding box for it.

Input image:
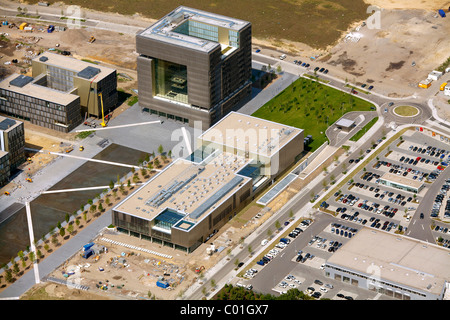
[98,203,104,212]
[67,223,74,235]
[275,220,281,230]
[109,180,115,190]
[28,251,35,263]
[154,158,160,168]
[4,269,13,283]
[59,227,65,238]
[158,144,164,155]
[13,262,19,275]
[276,64,282,74]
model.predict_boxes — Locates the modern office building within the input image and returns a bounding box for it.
[0,73,82,132]
[0,115,25,174]
[112,112,303,252]
[0,151,10,187]
[136,6,252,130]
[32,52,118,118]
[324,228,450,300]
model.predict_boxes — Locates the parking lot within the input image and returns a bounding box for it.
[239,129,449,300]
[240,214,392,300]
[323,130,450,239]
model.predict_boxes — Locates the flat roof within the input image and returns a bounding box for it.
[0,74,79,106]
[138,6,250,53]
[380,172,424,189]
[199,112,303,158]
[113,151,251,228]
[335,118,355,128]
[0,115,21,132]
[326,228,450,296]
[33,52,115,82]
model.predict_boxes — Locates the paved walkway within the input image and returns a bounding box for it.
[0,211,112,299]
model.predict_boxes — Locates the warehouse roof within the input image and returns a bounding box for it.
[199,112,303,157]
[326,228,450,296]
[380,172,424,189]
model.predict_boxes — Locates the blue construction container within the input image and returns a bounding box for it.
[82,248,93,259]
[83,242,95,251]
[438,9,446,17]
[156,280,169,288]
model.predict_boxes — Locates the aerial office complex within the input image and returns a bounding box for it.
[113,112,303,252]
[0,116,25,186]
[136,6,252,129]
[0,52,117,133]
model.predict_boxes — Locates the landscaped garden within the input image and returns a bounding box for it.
[252,77,375,151]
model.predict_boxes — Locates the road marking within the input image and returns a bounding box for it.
[25,202,40,285]
[75,120,162,133]
[41,183,144,194]
[45,151,145,169]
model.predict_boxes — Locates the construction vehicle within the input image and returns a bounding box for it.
[26,178,32,183]
[195,266,205,273]
[88,35,96,43]
[65,146,74,153]
[440,82,448,91]
[4,191,10,196]
[79,146,84,151]
[98,92,107,127]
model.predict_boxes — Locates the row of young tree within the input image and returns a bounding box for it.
[0,146,172,287]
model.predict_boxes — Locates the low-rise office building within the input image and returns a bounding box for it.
[0,73,82,132]
[32,52,118,118]
[378,172,424,194]
[0,115,25,174]
[324,228,450,300]
[112,112,303,252]
[0,151,10,187]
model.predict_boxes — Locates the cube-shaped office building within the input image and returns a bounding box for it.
[136,6,252,129]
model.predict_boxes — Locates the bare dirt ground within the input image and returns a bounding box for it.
[322,7,450,97]
[20,203,271,300]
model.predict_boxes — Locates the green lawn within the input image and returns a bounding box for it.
[252,77,375,151]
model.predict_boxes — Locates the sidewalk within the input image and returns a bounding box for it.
[0,211,112,299]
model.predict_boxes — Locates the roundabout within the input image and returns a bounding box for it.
[393,105,420,117]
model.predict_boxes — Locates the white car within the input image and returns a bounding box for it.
[320,287,328,293]
[261,239,268,246]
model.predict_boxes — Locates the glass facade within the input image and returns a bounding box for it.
[174,20,240,49]
[175,20,219,42]
[47,66,75,92]
[154,59,188,104]
[229,30,239,47]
